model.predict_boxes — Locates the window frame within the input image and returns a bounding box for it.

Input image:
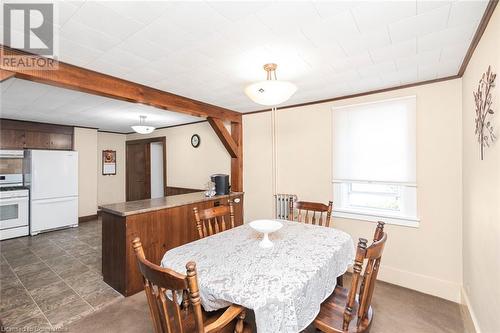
[331,96,419,228]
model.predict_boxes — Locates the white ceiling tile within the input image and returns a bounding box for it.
[448,0,488,27]
[417,0,451,14]
[301,11,360,48]
[418,64,440,81]
[352,1,416,33]
[389,4,451,43]
[418,23,475,52]
[255,2,321,34]
[159,2,232,38]
[96,48,150,71]
[357,61,397,78]
[100,1,171,24]
[56,1,85,26]
[398,66,419,84]
[370,38,417,63]
[338,29,391,56]
[440,42,469,62]
[58,37,104,66]
[207,1,269,21]
[313,1,360,19]
[85,58,131,79]
[396,49,441,70]
[60,19,122,52]
[115,33,172,62]
[70,1,146,41]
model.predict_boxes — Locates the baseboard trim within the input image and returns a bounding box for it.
[78,214,98,223]
[377,265,461,303]
[460,287,481,333]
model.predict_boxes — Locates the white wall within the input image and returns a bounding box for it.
[461,7,500,332]
[97,132,126,205]
[243,79,463,302]
[73,127,98,217]
[127,121,231,189]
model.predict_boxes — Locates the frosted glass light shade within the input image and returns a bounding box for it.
[245,80,297,106]
[131,125,155,134]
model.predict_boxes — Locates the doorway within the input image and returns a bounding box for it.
[126,137,166,201]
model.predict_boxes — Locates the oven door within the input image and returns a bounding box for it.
[0,196,29,230]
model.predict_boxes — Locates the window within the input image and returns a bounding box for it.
[332,96,418,227]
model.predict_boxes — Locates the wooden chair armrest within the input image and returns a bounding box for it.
[204,305,245,333]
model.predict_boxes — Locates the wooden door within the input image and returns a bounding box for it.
[126,142,150,201]
[126,137,166,202]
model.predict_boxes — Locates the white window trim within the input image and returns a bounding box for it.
[332,208,420,228]
[332,180,419,228]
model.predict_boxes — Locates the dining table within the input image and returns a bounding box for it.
[161,219,355,333]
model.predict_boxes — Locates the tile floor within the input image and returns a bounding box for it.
[0,219,122,331]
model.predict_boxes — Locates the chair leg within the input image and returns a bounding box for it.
[235,309,246,333]
[337,274,344,287]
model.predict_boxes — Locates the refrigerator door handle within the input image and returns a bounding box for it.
[34,196,78,204]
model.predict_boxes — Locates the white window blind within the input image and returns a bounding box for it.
[332,96,416,184]
[332,96,418,227]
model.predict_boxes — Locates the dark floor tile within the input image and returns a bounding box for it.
[13,261,50,277]
[83,286,122,309]
[0,238,25,252]
[10,311,52,332]
[30,280,80,313]
[0,300,40,327]
[44,254,75,268]
[0,284,33,313]
[44,297,93,328]
[18,267,61,292]
[58,261,91,279]
[65,271,107,297]
[6,253,41,268]
[78,253,101,266]
[30,245,68,259]
[2,247,33,260]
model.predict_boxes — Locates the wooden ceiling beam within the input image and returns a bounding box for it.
[207,117,239,158]
[0,69,15,82]
[0,45,241,123]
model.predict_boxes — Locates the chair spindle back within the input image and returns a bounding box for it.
[288,200,333,227]
[193,202,235,239]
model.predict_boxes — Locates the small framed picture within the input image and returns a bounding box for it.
[102,150,116,175]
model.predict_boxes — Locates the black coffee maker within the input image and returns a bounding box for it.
[211,174,230,195]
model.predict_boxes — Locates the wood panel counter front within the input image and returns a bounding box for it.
[100,192,244,296]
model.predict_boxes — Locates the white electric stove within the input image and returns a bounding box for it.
[0,174,29,240]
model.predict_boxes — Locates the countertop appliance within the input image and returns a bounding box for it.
[24,150,79,235]
[0,174,29,240]
[211,174,230,195]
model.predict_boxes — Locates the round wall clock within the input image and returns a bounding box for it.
[191,134,200,148]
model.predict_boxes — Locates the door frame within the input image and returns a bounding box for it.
[126,136,167,201]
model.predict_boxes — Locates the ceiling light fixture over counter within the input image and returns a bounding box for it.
[131,115,155,134]
[244,63,297,106]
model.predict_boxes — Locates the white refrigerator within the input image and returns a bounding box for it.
[25,150,79,235]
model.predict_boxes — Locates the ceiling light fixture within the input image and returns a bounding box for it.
[244,63,297,106]
[131,115,155,134]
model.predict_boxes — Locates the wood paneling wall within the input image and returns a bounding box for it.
[165,186,203,196]
[0,119,74,150]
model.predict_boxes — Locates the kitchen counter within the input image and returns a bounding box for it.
[100,191,243,217]
[101,191,244,296]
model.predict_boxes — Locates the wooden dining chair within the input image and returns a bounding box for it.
[314,222,387,333]
[132,237,249,333]
[288,200,333,227]
[193,202,235,239]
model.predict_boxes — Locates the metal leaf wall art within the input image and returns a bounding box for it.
[474,66,496,160]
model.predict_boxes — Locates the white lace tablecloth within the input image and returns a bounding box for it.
[161,220,355,333]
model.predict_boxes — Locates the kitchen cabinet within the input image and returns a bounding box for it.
[0,119,74,150]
